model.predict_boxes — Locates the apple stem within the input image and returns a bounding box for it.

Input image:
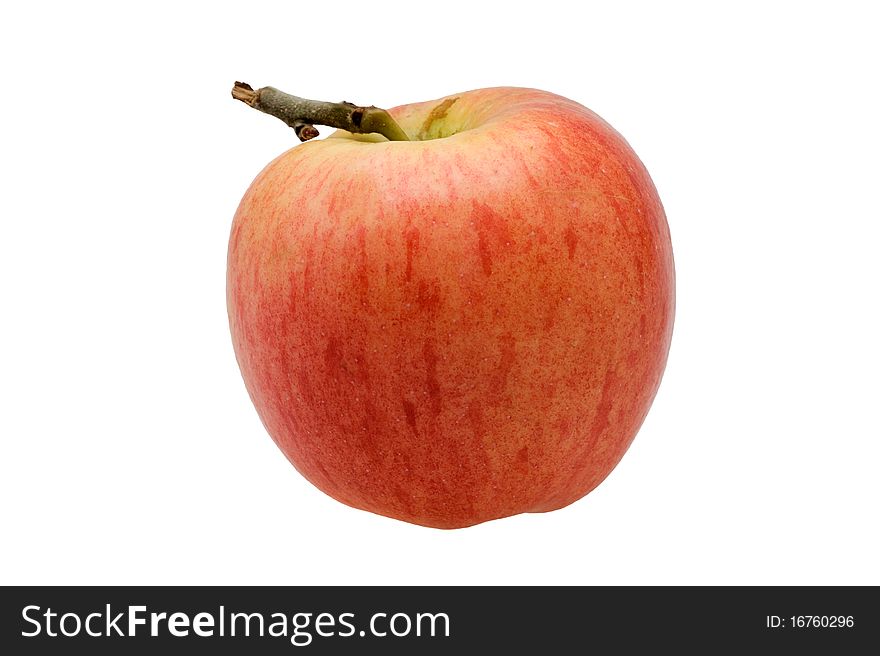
[231,82,410,142]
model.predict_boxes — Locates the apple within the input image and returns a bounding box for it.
[227,86,674,528]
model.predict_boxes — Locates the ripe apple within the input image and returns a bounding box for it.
[227,86,674,528]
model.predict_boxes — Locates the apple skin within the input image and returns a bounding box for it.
[227,87,674,529]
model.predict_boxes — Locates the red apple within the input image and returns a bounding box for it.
[227,87,674,528]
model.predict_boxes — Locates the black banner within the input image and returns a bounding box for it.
[1,586,874,653]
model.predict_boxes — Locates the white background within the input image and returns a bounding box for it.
[2,1,878,585]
